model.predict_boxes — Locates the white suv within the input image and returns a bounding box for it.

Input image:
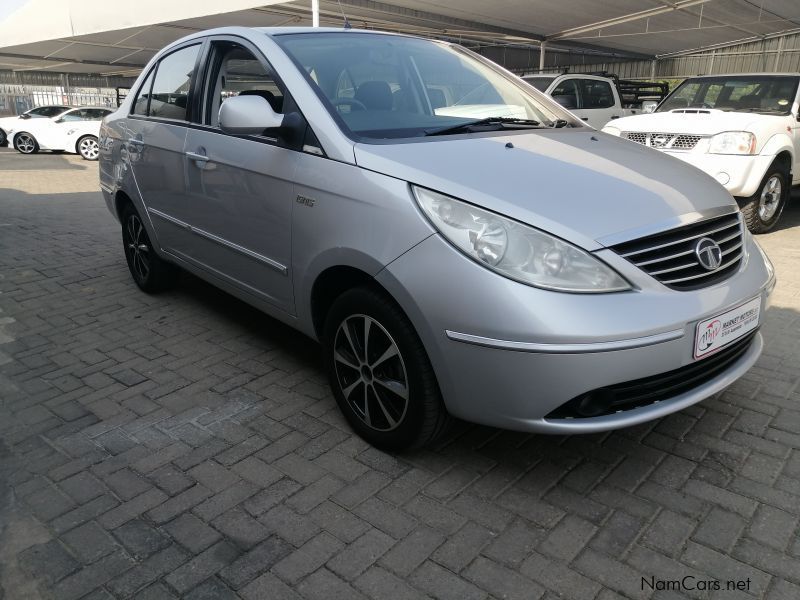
[604,74,799,232]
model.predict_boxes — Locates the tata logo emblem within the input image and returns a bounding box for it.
[650,134,670,148]
[695,237,722,271]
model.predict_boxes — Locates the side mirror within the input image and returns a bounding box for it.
[219,95,284,135]
[54,117,64,123]
[19,113,30,119]
[642,101,658,113]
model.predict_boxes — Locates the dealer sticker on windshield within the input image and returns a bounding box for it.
[694,297,761,360]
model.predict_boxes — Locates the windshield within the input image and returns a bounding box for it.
[26,106,70,118]
[275,32,570,139]
[658,76,799,115]
[522,76,556,92]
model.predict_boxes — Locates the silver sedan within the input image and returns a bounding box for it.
[100,27,775,449]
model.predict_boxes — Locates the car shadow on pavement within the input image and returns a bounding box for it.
[770,191,800,232]
[0,148,89,171]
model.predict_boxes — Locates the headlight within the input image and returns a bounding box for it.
[602,126,621,136]
[412,186,630,293]
[708,131,756,155]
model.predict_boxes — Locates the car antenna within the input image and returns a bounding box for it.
[335,0,352,29]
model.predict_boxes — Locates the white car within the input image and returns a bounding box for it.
[0,105,71,147]
[603,73,800,233]
[9,106,113,160]
[522,74,667,129]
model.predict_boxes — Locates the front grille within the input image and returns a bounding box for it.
[546,331,757,419]
[610,212,744,290]
[623,131,703,150]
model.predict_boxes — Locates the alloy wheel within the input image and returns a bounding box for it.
[332,314,409,431]
[125,214,150,282]
[79,137,99,160]
[16,134,35,154]
[758,175,782,222]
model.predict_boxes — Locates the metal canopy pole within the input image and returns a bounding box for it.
[539,41,546,73]
[312,0,319,27]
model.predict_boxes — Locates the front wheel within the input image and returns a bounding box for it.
[323,286,450,450]
[0,128,7,146]
[121,204,178,293]
[77,135,99,160]
[14,132,38,154]
[740,166,789,233]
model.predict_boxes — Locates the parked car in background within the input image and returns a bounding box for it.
[0,104,71,147]
[101,27,773,450]
[522,73,667,128]
[9,106,112,160]
[603,73,800,233]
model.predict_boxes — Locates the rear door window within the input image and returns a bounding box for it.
[132,69,155,116]
[579,79,615,109]
[148,44,201,121]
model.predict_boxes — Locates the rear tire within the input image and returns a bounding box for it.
[121,203,178,293]
[13,132,38,154]
[0,128,7,147]
[77,135,99,160]
[323,286,450,450]
[740,164,789,233]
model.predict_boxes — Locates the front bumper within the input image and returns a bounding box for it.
[376,231,773,434]
[663,151,773,198]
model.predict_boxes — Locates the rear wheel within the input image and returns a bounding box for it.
[77,135,99,160]
[740,165,789,233]
[14,132,38,154]
[121,203,178,293]
[0,128,6,146]
[323,286,450,450]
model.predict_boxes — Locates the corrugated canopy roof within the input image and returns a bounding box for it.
[1,0,799,76]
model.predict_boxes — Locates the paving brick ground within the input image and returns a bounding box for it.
[1,147,800,599]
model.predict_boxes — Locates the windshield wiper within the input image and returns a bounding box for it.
[424,117,542,136]
[735,107,787,114]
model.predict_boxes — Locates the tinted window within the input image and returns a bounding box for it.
[550,79,580,109]
[82,109,111,120]
[523,77,555,92]
[28,106,70,118]
[59,110,85,122]
[149,44,201,121]
[580,79,614,109]
[132,69,155,116]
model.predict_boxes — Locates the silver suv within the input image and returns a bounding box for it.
[100,27,775,450]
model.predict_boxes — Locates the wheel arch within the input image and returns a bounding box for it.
[310,265,388,341]
[75,133,98,154]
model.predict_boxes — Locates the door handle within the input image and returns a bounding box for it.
[610,115,620,119]
[581,117,589,121]
[186,151,209,163]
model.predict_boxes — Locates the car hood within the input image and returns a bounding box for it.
[607,109,783,136]
[354,129,737,250]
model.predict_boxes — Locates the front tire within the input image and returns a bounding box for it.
[323,286,449,450]
[77,135,99,160]
[121,203,178,293]
[14,132,38,154]
[0,128,7,147]
[740,165,789,233]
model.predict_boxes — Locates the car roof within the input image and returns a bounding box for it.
[685,72,800,78]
